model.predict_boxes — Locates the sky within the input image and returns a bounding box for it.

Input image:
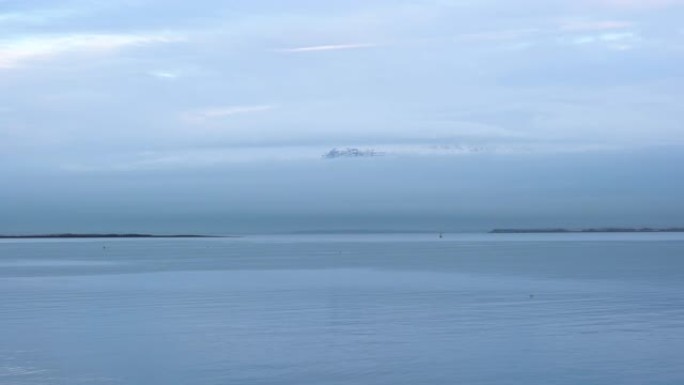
[1,0,683,233]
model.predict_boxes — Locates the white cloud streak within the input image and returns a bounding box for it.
[598,0,684,9]
[559,20,634,32]
[60,142,623,172]
[458,29,540,42]
[567,31,642,49]
[0,33,183,69]
[278,43,377,53]
[149,70,182,79]
[0,9,78,25]
[182,105,275,124]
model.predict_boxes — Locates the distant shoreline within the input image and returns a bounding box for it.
[490,228,684,234]
[0,234,229,239]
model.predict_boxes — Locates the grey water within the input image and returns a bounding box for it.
[1,233,684,385]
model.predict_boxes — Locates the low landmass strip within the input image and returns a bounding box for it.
[490,227,684,234]
[0,233,225,239]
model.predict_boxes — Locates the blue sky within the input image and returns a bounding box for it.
[1,0,683,233]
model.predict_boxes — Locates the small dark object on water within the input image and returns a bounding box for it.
[529,294,535,299]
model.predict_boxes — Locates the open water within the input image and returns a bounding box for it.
[1,233,683,384]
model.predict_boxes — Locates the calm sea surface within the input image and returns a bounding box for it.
[1,233,683,385]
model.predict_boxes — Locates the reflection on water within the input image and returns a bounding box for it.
[1,234,683,384]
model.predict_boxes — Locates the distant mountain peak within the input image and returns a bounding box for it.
[322,147,385,159]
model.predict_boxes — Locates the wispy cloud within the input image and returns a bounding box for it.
[278,43,377,53]
[149,70,182,79]
[565,31,642,50]
[559,20,634,32]
[0,9,79,25]
[61,141,624,172]
[597,0,684,9]
[61,146,323,172]
[183,105,275,124]
[0,33,183,69]
[458,29,540,42]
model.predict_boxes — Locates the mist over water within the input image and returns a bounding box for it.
[2,234,683,385]
[3,149,684,235]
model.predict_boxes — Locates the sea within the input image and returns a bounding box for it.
[1,233,683,385]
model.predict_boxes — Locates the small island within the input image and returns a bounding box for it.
[0,233,225,239]
[490,227,684,234]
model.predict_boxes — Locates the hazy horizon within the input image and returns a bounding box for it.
[3,146,683,234]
